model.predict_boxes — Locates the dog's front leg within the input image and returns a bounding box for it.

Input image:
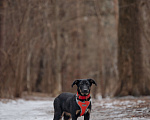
[84,112,90,120]
[72,117,77,120]
[71,114,77,120]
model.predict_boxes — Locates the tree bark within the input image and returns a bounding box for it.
[52,0,62,96]
[116,0,150,96]
[138,1,150,95]
[0,0,4,97]
[94,0,119,98]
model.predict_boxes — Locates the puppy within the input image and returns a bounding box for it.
[53,79,97,120]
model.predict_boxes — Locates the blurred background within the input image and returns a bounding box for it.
[0,0,150,99]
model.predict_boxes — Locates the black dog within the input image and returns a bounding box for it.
[53,79,97,120]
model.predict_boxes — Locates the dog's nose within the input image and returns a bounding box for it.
[83,89,88,93]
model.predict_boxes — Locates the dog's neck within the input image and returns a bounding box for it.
[76,92,91,101]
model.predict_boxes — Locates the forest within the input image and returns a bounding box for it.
[0,0,150,99]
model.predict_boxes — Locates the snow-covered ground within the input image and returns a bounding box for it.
[0,96,150,120]
[0,99,54,120]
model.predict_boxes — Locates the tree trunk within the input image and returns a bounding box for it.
[52,0,62,96]
[0,0,4,97]
[94,0,119,98]
[116,0,150,96]
[138,1,150,95]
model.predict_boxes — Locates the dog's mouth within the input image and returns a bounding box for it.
[80,90,89,96]
[84,92,89,95]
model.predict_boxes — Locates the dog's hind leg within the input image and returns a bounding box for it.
[64,113,71,120]
[53,98,63,120]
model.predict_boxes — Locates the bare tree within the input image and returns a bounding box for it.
[5,0,150,98]
[0,0,4,97]
[116,0,150,96]
[93,0,119,98]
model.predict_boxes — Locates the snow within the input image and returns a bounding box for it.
[0,96,150,120]
[0,99,54,120]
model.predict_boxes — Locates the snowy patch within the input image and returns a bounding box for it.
[0,99,54,120]
[0,97,150,120]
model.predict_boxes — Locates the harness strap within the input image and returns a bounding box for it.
[76,93,91,116]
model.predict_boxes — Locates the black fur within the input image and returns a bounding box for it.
[53,79,97,120]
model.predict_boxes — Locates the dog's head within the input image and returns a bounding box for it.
[72,79,97,96]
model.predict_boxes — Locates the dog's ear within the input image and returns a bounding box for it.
[72,80,81,87]
[87,79,97,86]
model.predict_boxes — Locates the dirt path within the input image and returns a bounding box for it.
[0,96,150,120]
[90,97,150,120]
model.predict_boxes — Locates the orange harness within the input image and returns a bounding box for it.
[76,92,91,116]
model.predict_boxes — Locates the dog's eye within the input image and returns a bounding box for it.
[85,82,88,84]
[86,82,90,86]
